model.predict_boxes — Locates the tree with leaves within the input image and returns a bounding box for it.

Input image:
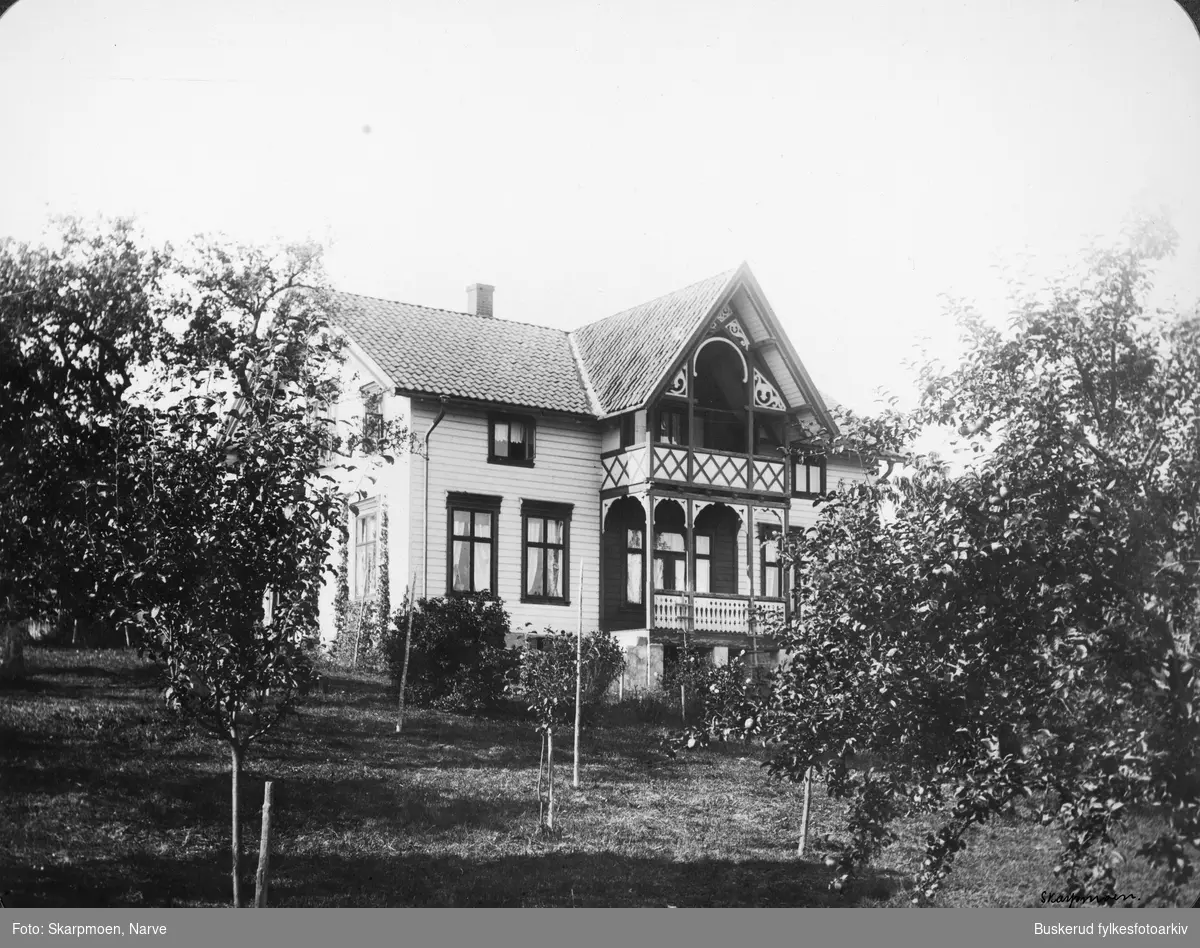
[677,216,1200,905]
[117,237,355,906]
[517,630,624,827]
[0,219,167,640]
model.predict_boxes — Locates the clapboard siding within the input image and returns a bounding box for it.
[409,398,603,635]
[788,455,867,531]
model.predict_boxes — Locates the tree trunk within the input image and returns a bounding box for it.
[230,742,243,907]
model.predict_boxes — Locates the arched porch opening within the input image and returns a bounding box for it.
[601,497,646,632]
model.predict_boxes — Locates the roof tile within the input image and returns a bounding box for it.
[332,292,593,415]
[333,267,740,418]
[569,269,738,416]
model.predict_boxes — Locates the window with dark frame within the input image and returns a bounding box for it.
[655,407,687,446]
[448,493,501,594]
[760,527,783,599]
[793,454,827,498]
[489,413,536,465]
[654,531,687,590]
[362,393,384,454]
[353,502,379,599]
[522,501,572,603]
[625,527,644,605]
[694,533,713,594]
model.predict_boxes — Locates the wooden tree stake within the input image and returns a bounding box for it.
[254,780,274,907]
[230,743,243,907]
[396,574,417,733]
[537,732,546,824]
[798,767,812,856]
[547,729,555,830]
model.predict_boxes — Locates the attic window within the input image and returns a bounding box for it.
[489,413,536,466]
[362,393,383,454]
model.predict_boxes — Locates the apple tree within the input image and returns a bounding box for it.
[679,217,1200,905]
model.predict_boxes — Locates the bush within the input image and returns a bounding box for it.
[515,629,625,727]
[382,591,515,712]
[662,647,762,729]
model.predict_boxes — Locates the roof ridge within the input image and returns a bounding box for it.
[334,289,571,336]
[567,332,603,417]
[571,266,739,333]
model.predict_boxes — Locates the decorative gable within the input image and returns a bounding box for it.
[752,368,786,412]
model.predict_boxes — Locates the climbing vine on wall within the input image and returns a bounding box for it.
[375,503,390,653]
[332,496,350,648]
[358,499,390,670]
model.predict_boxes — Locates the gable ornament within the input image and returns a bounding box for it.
[707,303,734,334]
[725,318,750,351]
[753,368,786,411]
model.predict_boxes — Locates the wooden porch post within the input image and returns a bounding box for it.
[686,498,695,640]
[782,505,791,626]
[598,499,606,633]
[644,484,655,692]
[746,504,757,668]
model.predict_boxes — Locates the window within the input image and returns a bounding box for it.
[655,408,687,446]
[620,414,636,448]
[793,454,827,498]
[353,501,379,599]
[694,533,712,594]
[489,414,535,465]
[625,527,644,605]
[654,531,687,590]
[362,392,383,454]
[760,527,782,599]
[522,501,572,603]
[447,493,501,593]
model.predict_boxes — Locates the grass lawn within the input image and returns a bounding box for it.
[0,647,1187,907]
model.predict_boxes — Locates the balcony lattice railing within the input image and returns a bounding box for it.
[601,443,788,496]
[652,593,785,634]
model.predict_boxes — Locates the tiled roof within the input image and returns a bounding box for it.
[332,267,742,418]
[332,292,593,415]
[569,269,738,416]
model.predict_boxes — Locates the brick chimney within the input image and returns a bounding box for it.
[467,283,494,318]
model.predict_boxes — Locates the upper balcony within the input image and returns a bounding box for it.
[601,440,788,497]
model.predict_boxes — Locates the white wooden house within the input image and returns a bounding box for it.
[319,263,864,690]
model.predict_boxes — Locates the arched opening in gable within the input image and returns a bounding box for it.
[693,340,748,454]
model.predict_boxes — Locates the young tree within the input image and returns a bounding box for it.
[119,238,353,906]
[518,630,624,827]
[678,217,1200,905]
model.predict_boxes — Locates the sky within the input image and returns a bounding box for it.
[1,0,1198,415]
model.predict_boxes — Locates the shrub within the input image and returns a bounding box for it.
[662,647,761,728]
[515,629,625,726]
[382,591,514,712]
